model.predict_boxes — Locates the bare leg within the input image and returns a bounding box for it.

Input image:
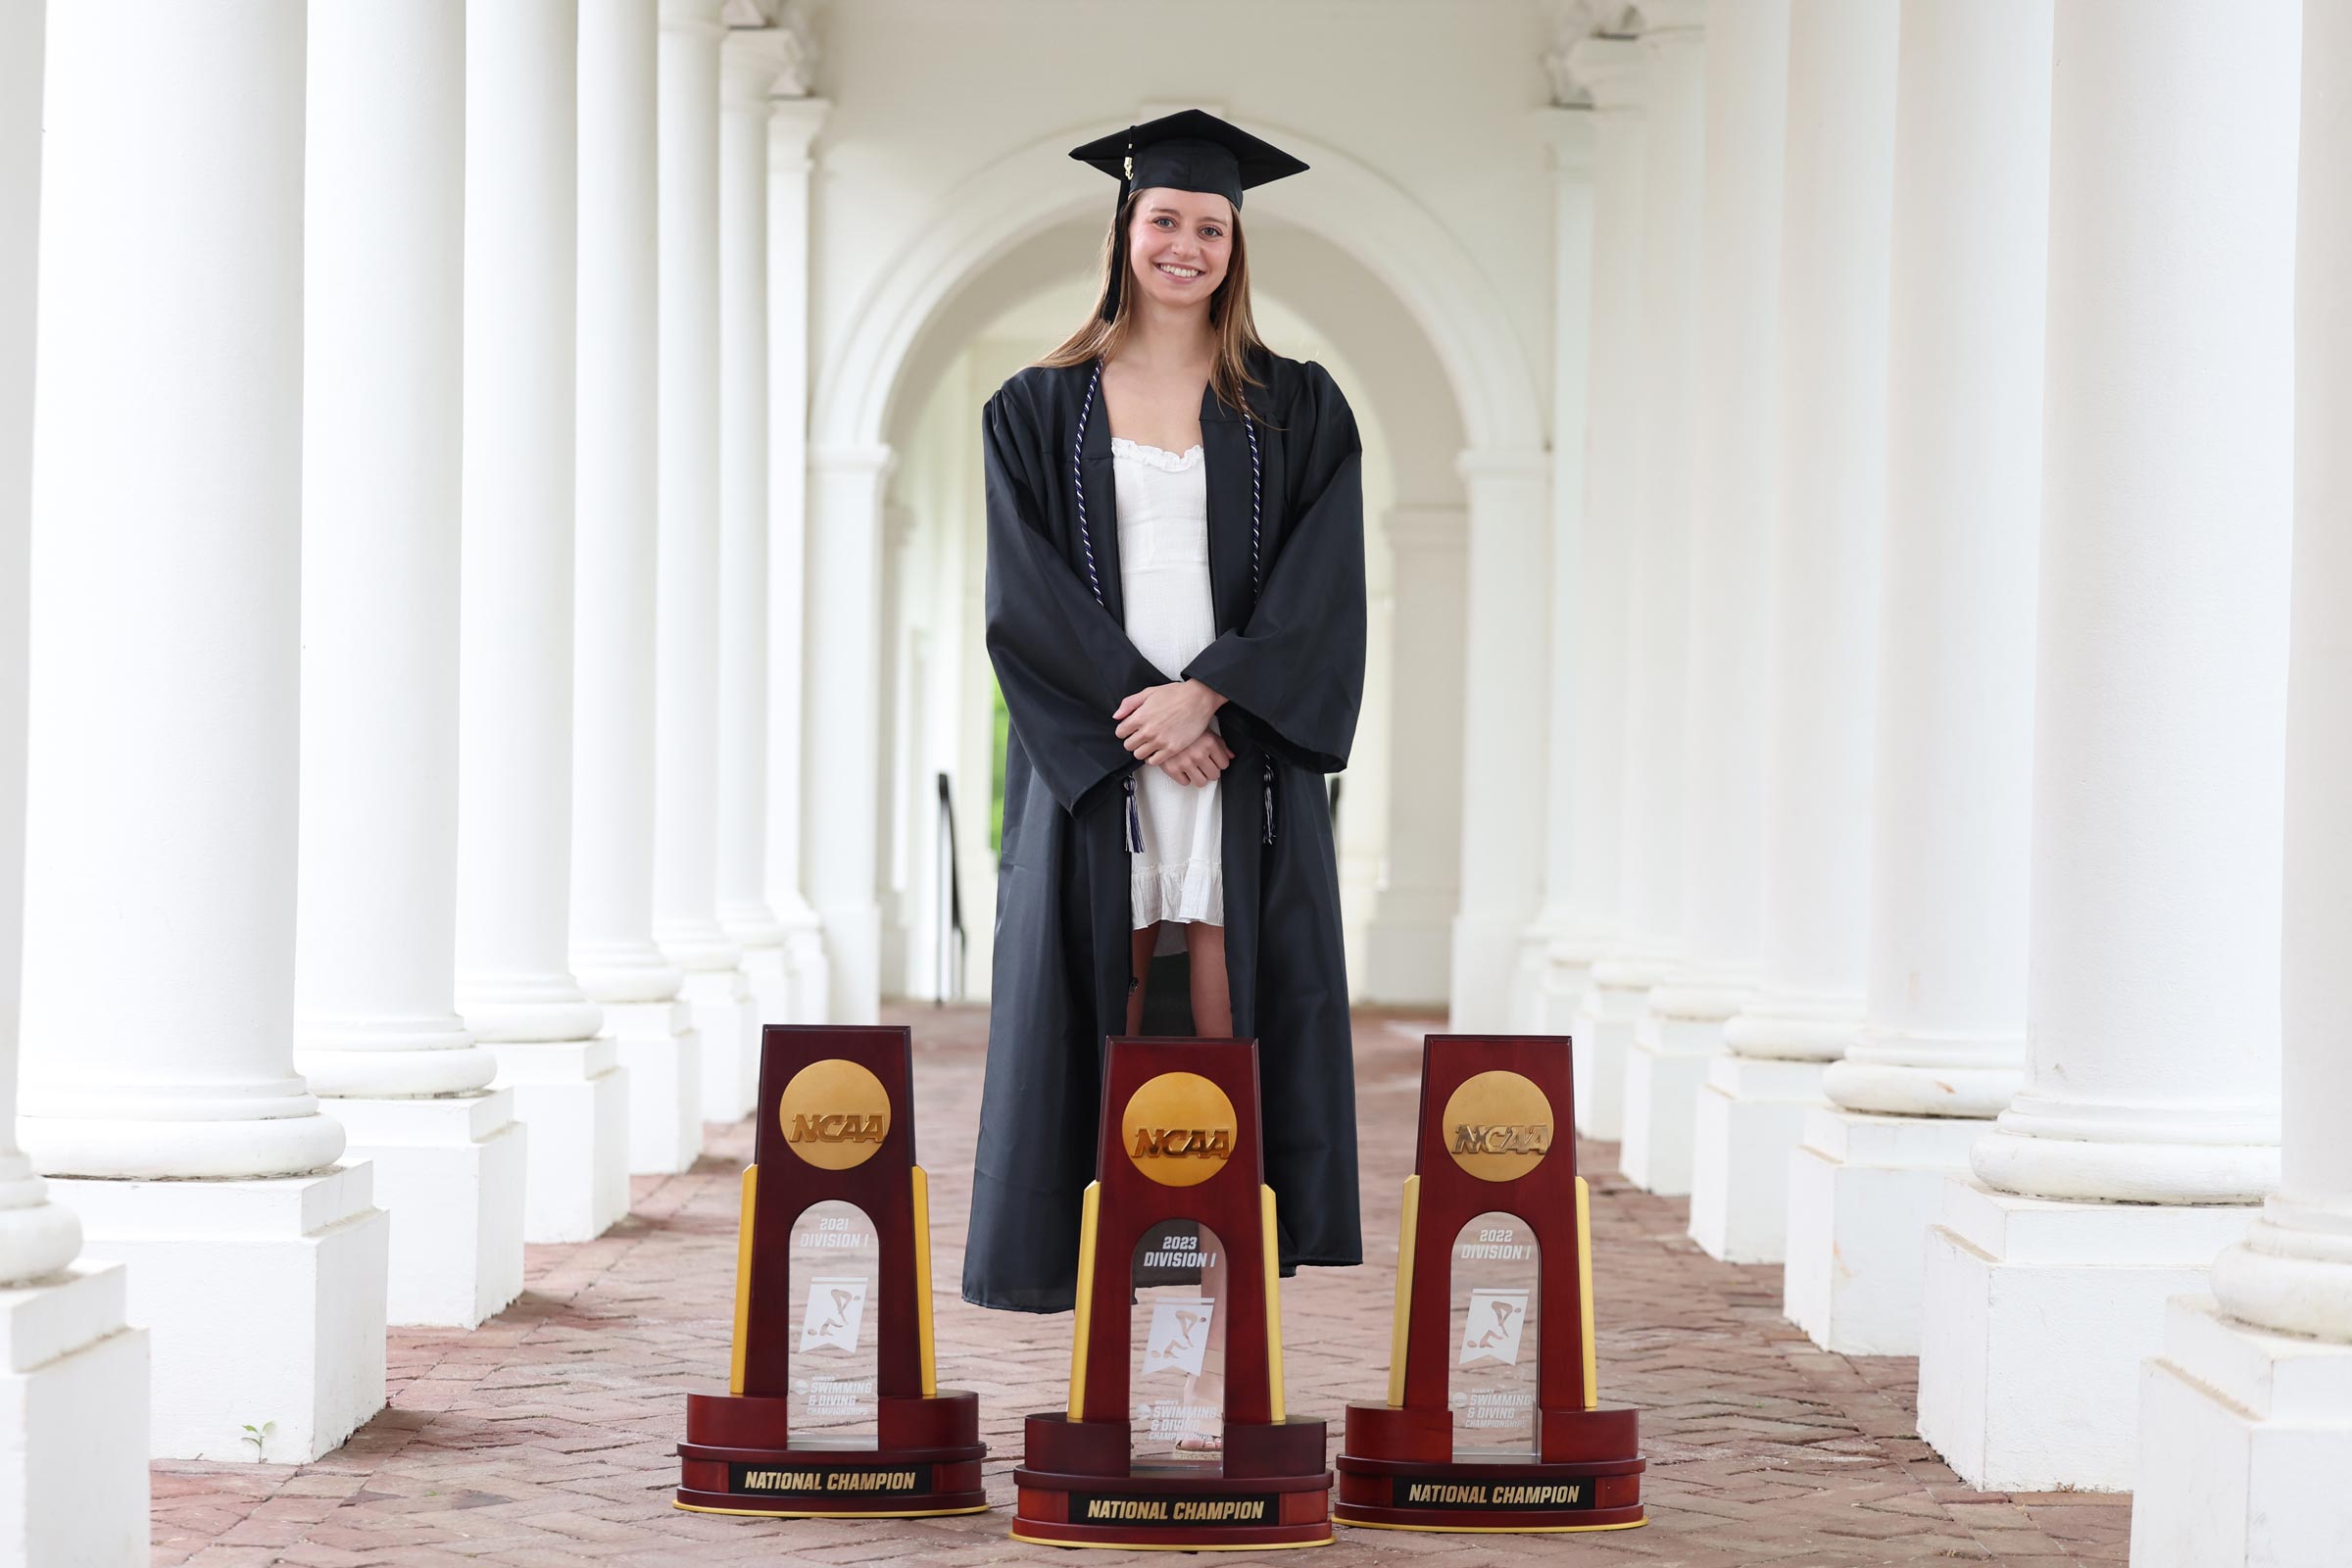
[1185,922,1232,1037]
[1176,1232,1231,1451]
[1126,922,1159,1035]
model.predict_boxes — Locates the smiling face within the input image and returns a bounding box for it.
[1125,187,1235,313]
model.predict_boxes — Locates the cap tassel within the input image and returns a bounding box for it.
[1261,759,1276,846]
[1125,774,1143,855]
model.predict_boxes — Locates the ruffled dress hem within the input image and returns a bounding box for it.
[1130,855,1224,928]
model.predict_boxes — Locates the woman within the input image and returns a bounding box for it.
[962,110,1367,1314]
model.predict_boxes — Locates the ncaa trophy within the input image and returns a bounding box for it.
[1011,1037,1334,1549]
[674,1025,988,1518]
[1334,1034,1645,1533]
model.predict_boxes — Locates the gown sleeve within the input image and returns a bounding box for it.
[982,378,1167,814]
[1182,361,1368,773]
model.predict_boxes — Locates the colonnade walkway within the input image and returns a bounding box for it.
[150,1007,2129,1567]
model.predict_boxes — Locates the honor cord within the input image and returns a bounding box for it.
[1071,360,1272,850]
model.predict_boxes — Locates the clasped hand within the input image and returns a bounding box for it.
[1114,679,1231,788]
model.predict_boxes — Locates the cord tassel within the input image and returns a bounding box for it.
[1261,759,1276,845]
[1125,774,1143,854]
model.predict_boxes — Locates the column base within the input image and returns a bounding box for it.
[819,899,882,1025]
[1507,932,1553,1033]
[0,1260,147,1564]
[1571,971,1650,1143]
[1618,1007,1724,1196]
[1687,1054,1827,1263]
[1361,911,1449,1007]
[54,1164,388,1461]
[1915,1176,2255,1491]
[1447,910,1527,1034]
[1364,884,1453,1008]
[740,940,794,1028]
[1782,1108,1984,1354]
[683,967,758,1122]
[785,921,831,1024]
[330,1092,525,1328]
[1534,941,1598,1034]
[2130,1294,2352,1568]
[491,1039,630,1243]
[601,998,704,1175]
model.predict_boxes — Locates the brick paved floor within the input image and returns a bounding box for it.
[151,1006,2132,1566]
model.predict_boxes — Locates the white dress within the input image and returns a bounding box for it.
[1112,436,1224,929]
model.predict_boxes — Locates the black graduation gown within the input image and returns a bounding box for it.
[962,350,1367,1313]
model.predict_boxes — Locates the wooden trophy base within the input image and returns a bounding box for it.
[1011,1411,1335,1549]
[1332,1402,1645,1533]
[675,1390,990,1518]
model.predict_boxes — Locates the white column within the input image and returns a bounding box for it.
[1446,435,1553,1031]
[717,30,790,1031]
[1553,37,1643,1126]
[877,501,920,996]
[1785,0,2049,1354]
[574,0,700,1177]
[2132,9,2352,1560]
[1509,103,1595,1033]
[1916,0,2298,1494]
[764,93,831,1023]
[1686,0,1895,1241]
[1587,1,1703,1163]
[1362,507,1468,1006]
[1644,0,1790,1222]
[805,447,895,1023]
[460,0,629,1245]
[23,0,387,1462]
[0,0,146,1544]
[656,0,758,1118]
[296,0,525,1328]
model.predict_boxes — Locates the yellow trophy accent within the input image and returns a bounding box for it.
[1576,1175,1597,1409]
[1065,1181,1102,1420]
[1387,1174,1421,1407]
[912,1165,938,1397]
[1260,1185,1287,1422]
[729,1165,759,1396]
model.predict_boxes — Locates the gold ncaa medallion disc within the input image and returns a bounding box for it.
[1120,1071,1238,1188]
[776,1058,892,1170]
[1441,1069,1555,1183]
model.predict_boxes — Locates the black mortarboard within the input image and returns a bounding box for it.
[1069,110,1308,319]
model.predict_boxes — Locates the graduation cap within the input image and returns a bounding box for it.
[1069,110,1308,319]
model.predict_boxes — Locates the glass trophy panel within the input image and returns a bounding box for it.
[1449,1209,1540,1458]
[1128,1218,1228,1465]
[786,1199,881,1448]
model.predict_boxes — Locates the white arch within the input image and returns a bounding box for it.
[810,116,1544,454]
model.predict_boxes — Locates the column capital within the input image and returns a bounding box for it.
[1541,0,1636,106]
[1381,504,1467,551]
[661,0,727,38]
[1634,0,1707,39]
[723,24,815,106]
[1454,445,1550,484]
[768,93,831,164]
[811,443,899,483]
[1563,36,1645,112]
[1533,105,1595,174]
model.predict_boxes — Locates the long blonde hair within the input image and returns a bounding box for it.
[1037,191,1268,416]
